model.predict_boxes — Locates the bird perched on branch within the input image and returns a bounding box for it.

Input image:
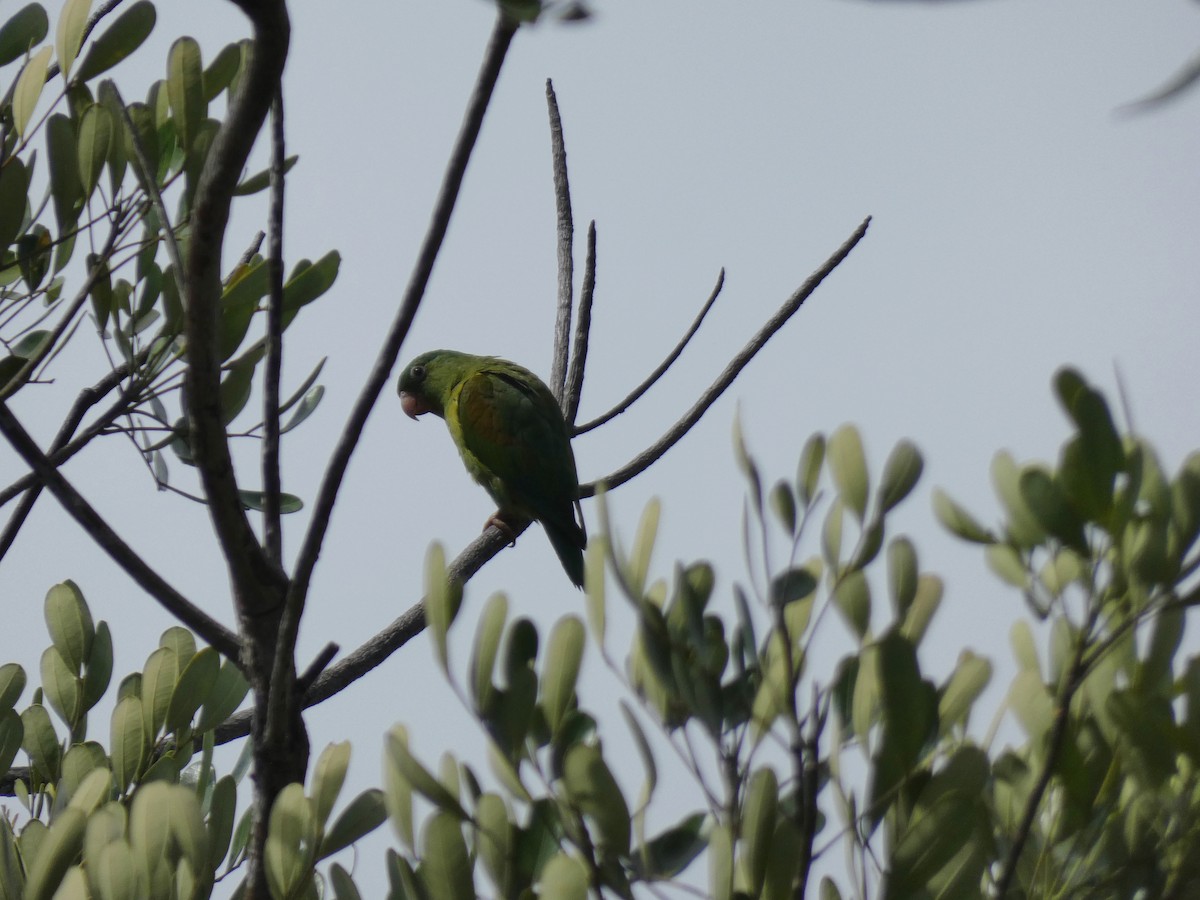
[397,349,587,587]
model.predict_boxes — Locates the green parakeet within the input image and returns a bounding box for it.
[397,349,587,587]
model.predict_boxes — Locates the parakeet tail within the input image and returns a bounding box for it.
[544,520,586,589]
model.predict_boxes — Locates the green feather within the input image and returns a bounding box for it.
[398,350,586,587]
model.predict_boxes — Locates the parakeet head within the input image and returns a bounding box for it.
[397,349,470,420]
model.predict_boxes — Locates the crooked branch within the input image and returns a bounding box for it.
[580,216,871,496]
[0,402,240,658]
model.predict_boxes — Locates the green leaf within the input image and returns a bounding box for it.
[46,114,84,234]
[0,663,26,711]
[797,433,825,507]
[539,852,588,900]
[318,788,386,860]
[420,812,473,900]
[233,154,299,195]
[828,423,869,520]
[985,544,1030,590]
[207,775,237,872]
[90,840,140,900]
[584,539,606,647]
[66,765,111,814]
[708,823,733,900]
[219,354,256,425]
[166,646,219,733]
[741,767,778,897]
[771,567,817,609]
[13,45,52,136]
[1019,466,1086,551]
[109,695,145,793]
[23,807,85,900]
[280,385,324,434]
[769,480,797,534]
[329,864,362,900]
[425,542,462,673]
[888,789,978,893]
[74,1,155,81]
[40,646,81,728]
[932,488,993,544]
[140,646,178,740]
[265,783,317,900]
[630,497,660,595]
[886,537,918,620]
[540,616,585,735]
[0,157,30,250]
[0,4,50,68]
[0,709,24,778]
[878,631,933,769]
[312,741,351,829]
[21,703,61,782]
[196,659,248,733]
[833,570,870,640]
[938,651,992,735]
[77,102,113,199]
[202,42,241,101]
[1008,670,1053,743]
[562,744,631,854]
[384,725,467,821]
[281,251,341,323]
[54,0,90,80]
[45,580,93,674]
[879,439,923,512]
[237,490,303,513]
[474,793,511,894]
[992,451,1047,547]
[638,811,707,879]
[469,592,508,714]
[166,37,204,152]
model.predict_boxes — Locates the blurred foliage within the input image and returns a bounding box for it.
[0,0,335,512]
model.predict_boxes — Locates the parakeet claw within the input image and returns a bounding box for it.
[485,513,519,546]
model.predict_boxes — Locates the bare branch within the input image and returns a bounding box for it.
[574,266,723,435]
[0,368,135,560]
[0,402,241,659]
[288,13,519,611]
[215,523,524,746]
[546,78,573,399]
[563,220,595,424]
[184,0,291,610]
[580,216,871,496]
[262,94,285,566]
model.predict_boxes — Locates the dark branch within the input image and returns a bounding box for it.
[184,0,291,610]
[215,523,524,746]
[580,217,871,496]
[0,368,135,561]
[0,402,240,659]
[563,220,595,425]
[262,93,285,566]
[574,266,723,435]
[288,14,519,611]
[546,78,573,400]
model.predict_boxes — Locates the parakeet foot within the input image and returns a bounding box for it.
[484,513,519,546]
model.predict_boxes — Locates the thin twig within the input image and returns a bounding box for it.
[994,611,1097,898]
[262,93,285,566]
[288,13,519,612]
[580,217,871,496]
[0,222,125,402]
[563,220,595,424]
[0,369,134,561]
[574,267,724,435]
[546,78,573,400]
[108,83,186,285]
[0,402,240,659]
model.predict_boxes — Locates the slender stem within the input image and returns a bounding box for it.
[994,612,1096,897]
[580,217,870,496]
[0,402,240,659]
[262,92,285,566]
[574,268,723,435]
[564,220,595,424]
[288,13,519,611]
[546,78,573,400]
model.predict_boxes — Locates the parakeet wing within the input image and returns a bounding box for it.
[451,362,582,538]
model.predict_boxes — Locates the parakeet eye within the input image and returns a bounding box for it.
[410,364,426,383]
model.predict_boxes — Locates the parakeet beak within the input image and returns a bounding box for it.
[399,391,429,420]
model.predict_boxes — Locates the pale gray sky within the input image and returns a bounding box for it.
[2,0,1198,894]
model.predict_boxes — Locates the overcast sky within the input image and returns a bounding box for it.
[3,0,1198,894]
